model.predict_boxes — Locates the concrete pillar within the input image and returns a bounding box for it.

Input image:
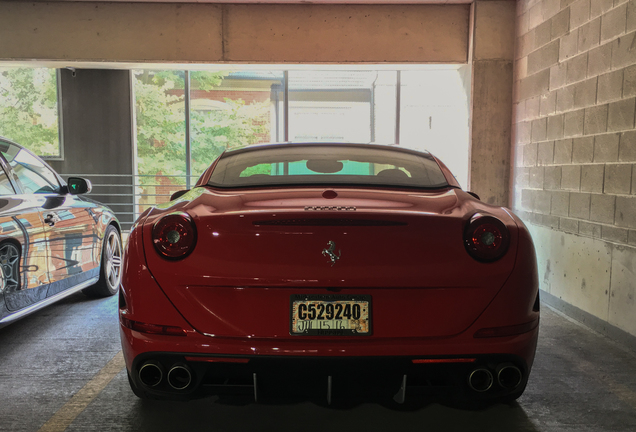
[49,69,135,230]
[468,0,516,206]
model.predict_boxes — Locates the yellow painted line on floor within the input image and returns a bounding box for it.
[38,351,126,432]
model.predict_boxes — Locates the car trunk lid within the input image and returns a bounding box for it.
[143,187,517,339]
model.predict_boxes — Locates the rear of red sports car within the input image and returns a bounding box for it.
[119,143,539,405]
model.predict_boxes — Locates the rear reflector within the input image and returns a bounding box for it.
[412,358,477,364]
[184,356,250,364]
[473,318,539,338]
[121,317,186,337]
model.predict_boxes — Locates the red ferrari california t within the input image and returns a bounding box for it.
[119,143,539,405]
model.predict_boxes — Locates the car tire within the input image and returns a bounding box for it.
[83,225,122,298]
[0,242,21,293]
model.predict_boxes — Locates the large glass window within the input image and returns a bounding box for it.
[189,70,281,176]
[399,69,470,187]
[0,67,61,158]
[133,66,470,216]
[288,71,396,144]
[133,70,284,209]
[133,70,187,209]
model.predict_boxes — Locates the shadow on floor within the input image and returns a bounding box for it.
[117,391,540,432]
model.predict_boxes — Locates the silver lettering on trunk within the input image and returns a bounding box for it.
[305,206,356,211]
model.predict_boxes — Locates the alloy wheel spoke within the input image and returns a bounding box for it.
[105,232,122,288]
[0,245,19,290]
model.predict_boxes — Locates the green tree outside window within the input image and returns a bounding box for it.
[0,68,60,157]
[133,70,271,205]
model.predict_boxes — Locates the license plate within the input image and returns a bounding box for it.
[290,294,372,336]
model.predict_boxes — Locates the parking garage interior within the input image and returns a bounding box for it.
[1,0,636,431]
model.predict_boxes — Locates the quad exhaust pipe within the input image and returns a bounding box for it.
[468,368,493,392]
[167,364,193,390]
[138,361,193,390]
[138,361,164,387]
[496,364,522,390]
[468,363,523,392]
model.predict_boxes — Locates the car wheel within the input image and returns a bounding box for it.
[83,225,122,298]
[0,242,20,292]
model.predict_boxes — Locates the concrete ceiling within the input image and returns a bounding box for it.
[1,2,470,64]
[47,0,472,3]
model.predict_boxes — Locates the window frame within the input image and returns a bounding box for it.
[39,69,65,162]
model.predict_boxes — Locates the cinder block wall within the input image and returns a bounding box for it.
[513,0,636,338]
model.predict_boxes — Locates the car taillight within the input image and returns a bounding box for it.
[464,213,510,262]
[121,317,187,336]
[473,318,539,338]
[152,212,197,259]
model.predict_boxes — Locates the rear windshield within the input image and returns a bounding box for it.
[207,145,449,189]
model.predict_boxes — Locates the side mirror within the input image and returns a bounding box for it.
[67,177,92,195]
[170,189,190,201]
[467,191,480,200]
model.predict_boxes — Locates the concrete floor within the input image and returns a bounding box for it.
[1,293,635,432]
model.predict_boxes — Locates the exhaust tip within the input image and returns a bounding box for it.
[468,368,493,392]
[497,364,523,390]
[139,361,164,387]
[167,364,192,390]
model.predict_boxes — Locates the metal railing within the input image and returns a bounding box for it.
[61,173,197,233]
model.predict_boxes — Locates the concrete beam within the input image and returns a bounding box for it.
[0,2,469,64]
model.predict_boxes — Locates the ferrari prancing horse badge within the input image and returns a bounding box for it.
[322,240,341,267]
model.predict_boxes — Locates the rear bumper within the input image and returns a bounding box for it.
[120,321,538,360]
[120,323,538,402]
